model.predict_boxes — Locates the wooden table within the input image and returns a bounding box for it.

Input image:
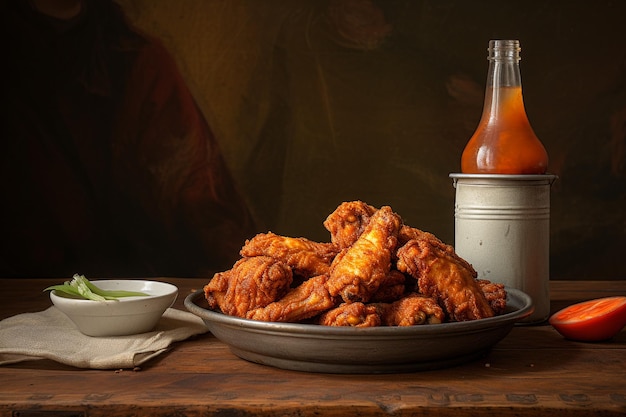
[1,278,625,417]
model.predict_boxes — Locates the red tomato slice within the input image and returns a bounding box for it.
[549,296,626,342]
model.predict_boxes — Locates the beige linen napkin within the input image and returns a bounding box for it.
[0,306,208,369]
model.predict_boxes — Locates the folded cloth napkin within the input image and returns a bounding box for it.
[0,307,208,369]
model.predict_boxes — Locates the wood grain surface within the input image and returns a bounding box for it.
[1,278,625,417]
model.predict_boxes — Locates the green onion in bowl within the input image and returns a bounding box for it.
[44,274,149,301]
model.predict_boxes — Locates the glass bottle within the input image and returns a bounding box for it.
[461,40,548,174]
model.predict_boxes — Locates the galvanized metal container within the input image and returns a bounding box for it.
[450,173,557,323]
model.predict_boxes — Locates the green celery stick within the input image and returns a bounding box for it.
[44,275,149,301]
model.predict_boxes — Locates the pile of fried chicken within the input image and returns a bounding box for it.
[204,201,506,327]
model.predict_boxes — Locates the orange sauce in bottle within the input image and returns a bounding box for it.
[461,86,548,174]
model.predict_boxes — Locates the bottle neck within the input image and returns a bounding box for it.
[482,40,525,121]
[487,40,522,88]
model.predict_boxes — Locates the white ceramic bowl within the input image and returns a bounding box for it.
[50,280,178,337]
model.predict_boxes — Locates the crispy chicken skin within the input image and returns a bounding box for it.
[477,279,507,315]
[204,256,293,317]
[319,293,443,327]
[396,239,495,321]
[318,302,381,327]
[398,225,476,273]
[323,200,377,249]
[374,293,444,326]
[324,201,474,272]
[369,269,406,303]
[246,275,337,322]
[326,206,402,303]
[240,232,338,277]
[398,224,446,247]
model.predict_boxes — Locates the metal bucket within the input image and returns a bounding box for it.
[449,173,557,324]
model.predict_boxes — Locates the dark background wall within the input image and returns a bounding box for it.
[120,0,625,279]
[4,0,624,279]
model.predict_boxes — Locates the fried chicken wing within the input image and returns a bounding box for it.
[324,203,474,273]
[369,269,406,303]
[240,232,338,277]
[326,206,402,303]
[398,225,445,247]
[318,302,381,327]
[246,275,337,322]
[396,239,494,321]
[323,200,377,249]
[477,279,507,315]
[374,293,444,326]
[204,256,293,318]
[398,225,475,273]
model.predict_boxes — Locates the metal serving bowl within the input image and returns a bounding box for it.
[185,287,533,373]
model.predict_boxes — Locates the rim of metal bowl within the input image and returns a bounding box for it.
[184,287,533,337]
